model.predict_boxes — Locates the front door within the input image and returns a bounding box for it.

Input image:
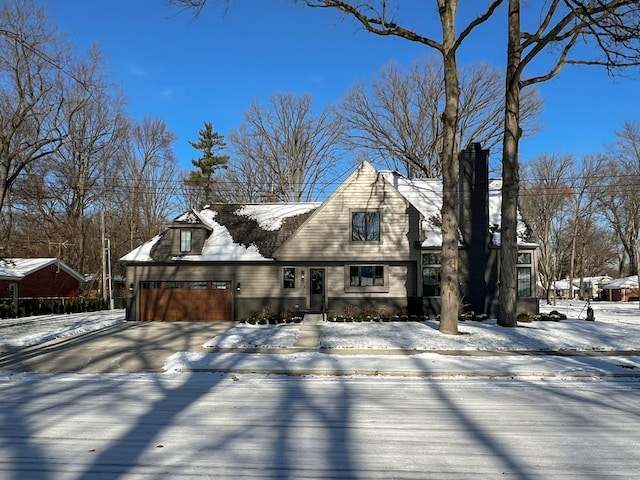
[309,268,325,312]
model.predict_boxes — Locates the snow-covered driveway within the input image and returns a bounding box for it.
[0,372,639,479]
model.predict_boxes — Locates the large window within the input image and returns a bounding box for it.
[349,265,384,286]
[517,252,533,297]
[283,267,296,289]
[517,268,532,297]
[180,229,192,252]
[422,252,441,296]
[352,211,380,241]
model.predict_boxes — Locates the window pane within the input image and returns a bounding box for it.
[422,253,441,265]
[352,212,366,241]
[374,265,384,286]
[517,252,532,264]
[360,266,374,286]
[283,267,296,289]
[190,281,208,289]
[367,212,380,241]
[350,266,359,286]
[180,229,192,252]
[517,267,532,297]
[423,267,441,296]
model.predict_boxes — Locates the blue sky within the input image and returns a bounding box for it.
[42,0,639,175]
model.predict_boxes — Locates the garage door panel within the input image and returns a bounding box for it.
[140,281,232,321]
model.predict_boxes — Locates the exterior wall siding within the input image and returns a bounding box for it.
[0,269,81,300]
[275,164,418,262]
[125,260,417,321]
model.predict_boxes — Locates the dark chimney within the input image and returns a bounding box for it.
[458,143,490,315]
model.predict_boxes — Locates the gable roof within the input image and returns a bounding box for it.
[602,275,638,289]
[272,161,412,257]
[121,161,534,263]
[0,258,85,283]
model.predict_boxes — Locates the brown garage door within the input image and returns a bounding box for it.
[139,281,232,321]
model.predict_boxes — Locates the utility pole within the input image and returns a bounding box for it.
[101,211,107,305]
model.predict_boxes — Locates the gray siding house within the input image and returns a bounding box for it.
[121,145,538,321]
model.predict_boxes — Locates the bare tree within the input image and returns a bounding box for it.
[0,0,70,247]
[52,47,126,273]
[340,59,443,179]
[499,0,640,326]
[10,45,127,276]
[564,155,605,297]
[341,59,543,178]
[119,117,179,251]
[519,153,574,303]
[594,122,640,278]
[228,92,344,202]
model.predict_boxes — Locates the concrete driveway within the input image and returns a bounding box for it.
[0,322,235,374]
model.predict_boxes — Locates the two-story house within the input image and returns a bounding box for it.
[120,144,539,321]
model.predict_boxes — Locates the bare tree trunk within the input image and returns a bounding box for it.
[498,0,522,327]
[438,1,460,334]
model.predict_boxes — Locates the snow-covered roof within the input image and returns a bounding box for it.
[121,162,535,263]
[0,258,85,283]
[119,235,162,262]
[381,174,442,246]
[120,202,320,263]
[235,203,320,231]
[179,209,267,261]
[381,172,529,247]
[602,275,638,289]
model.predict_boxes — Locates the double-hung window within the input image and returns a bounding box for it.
[180,229,192,253]
[352,211,380,241]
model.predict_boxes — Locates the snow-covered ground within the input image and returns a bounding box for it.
[169,300,640,376]
[1,302,640,478]
[1,301,638,352]
[0,309,126,347]
[189,300,640,351]
[2,371,640,478]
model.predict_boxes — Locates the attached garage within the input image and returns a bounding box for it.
[139,281,232,321]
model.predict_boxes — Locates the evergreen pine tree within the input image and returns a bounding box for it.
[185,121,229,205]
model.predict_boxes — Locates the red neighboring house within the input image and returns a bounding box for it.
[0,258,85,301]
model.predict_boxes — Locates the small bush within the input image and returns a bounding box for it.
[517,312,533,323]
[534,310,567,321]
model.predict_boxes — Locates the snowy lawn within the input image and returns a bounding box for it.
[1,302,638,352]
[201,300,640,351]
[0,309,126,347]
[203,324,300,348]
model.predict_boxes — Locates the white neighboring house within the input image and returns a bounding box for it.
[551,280,579,300]
[602,275,639,302]
[572,276,613,300]
[549,276,612,300]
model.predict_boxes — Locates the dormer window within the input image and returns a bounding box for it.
[180,229,192,253]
